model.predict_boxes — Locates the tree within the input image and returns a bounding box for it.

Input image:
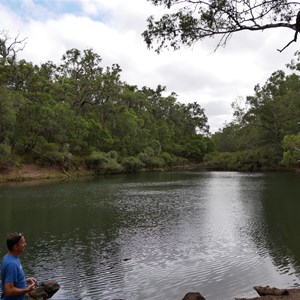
[0,31,28,86]
[143,0,300,53]
[186,102,209,134]
[56,48,123,114]
[245,69,300,147]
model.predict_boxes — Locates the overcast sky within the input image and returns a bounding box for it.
[0,0,298,132]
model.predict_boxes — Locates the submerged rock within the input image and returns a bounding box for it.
[25,280,60,300]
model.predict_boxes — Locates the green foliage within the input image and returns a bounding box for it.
[0,87,17,143]
[213,122,263,153]
[245,70,300,146]
[0,142,13,169]
[84,119,113,154]
[138,147,165,169]
[182,135,215,162]
[121,156,144,173]
[160,152,177,166]
[205,147,281,171]
[85,151,123,174]
[282,133,300,167]
[33,141,72,170]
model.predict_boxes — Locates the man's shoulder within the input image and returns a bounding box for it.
[2,254,19,267]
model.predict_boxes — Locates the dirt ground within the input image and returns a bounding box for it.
[0,163,91,183]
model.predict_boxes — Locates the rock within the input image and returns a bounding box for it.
[235,286,300,300]
[40,281,60,298]
[25,280,60,300]
[182,292,206,300]
[254,286,289,297]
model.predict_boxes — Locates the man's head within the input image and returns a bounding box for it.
[6,232,27,254]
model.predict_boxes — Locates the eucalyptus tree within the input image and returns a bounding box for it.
[143,0,300,52]
[119,84,164,155]
[56,48,123,115]
[245,69,300,146]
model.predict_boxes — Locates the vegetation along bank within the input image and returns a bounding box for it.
[0,33,300,182]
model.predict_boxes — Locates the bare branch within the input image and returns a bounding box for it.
[0,31,27,62]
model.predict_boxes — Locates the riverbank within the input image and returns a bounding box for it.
[0,162,204,183]
[0,163,298,184]
[0,163,94,183]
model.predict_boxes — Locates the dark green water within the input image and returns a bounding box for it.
[0,171,300,299]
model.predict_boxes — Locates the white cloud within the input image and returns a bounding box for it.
[80,0,102,16]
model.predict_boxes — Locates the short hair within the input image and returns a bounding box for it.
[6,232,23,251]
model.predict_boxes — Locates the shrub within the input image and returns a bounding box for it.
[34,142,72,170]
[0,143,12,170]
[85,151,122,174]
[160,152,177,166]
[204,147,282,171]
[121,156,144,173]
[282,133,300,167]
[138,147,165,169]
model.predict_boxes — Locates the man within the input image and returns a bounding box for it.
[1,233,37,300]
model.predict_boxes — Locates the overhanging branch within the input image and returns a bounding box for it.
[277,10,300,52]
[144,0,300,52]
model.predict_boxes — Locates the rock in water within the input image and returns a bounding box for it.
[182,292,206,300]
[25,280,60,300]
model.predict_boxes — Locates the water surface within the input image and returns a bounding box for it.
[0,171,300,299]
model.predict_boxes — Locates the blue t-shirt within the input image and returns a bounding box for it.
[1,254,26,300]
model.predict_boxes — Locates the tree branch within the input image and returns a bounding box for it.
[144,0,300,52]
[277,10,300,52]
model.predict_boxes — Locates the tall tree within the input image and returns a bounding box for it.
[245,69,300,147]
[143,0,300,52]
[56,48,122,114]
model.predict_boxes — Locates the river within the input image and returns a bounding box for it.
[0,171,300,299]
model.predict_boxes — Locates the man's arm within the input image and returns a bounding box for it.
[4,282,35,297]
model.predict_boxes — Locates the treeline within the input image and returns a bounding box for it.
[0,35,213,174]
[0,33,299,174]
[208,53,300,171]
